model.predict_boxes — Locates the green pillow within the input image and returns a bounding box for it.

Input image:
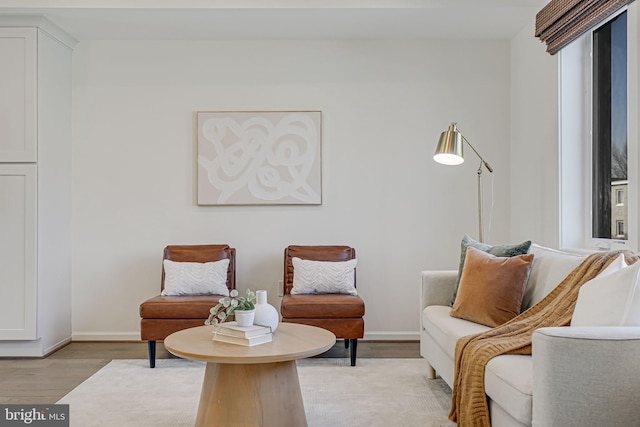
[450,235,532,306]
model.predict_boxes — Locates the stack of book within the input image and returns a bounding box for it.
[212,321,273,346]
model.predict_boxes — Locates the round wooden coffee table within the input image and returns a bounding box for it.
[164,322,336,427]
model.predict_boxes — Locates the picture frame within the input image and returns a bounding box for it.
[197,111,322,206]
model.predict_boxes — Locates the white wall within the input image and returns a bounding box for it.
[72,39,512,340]
[510,21,560,247]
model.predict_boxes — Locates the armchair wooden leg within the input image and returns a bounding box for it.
[349,339,358,366]
[148,341,156,368]
[344,339,349,349]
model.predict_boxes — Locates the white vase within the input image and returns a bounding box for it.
[234,309,255,327]
[253,290,280,332]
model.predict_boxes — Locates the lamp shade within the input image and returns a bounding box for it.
[433,123,464,165]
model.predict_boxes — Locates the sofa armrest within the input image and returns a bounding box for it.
[420,270,457,309]
[532,326,640,427]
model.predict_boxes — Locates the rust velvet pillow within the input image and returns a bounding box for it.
[450,246,535,327]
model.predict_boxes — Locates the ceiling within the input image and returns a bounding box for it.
[0,0,550,41]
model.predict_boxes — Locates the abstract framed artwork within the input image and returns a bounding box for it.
[197,111,322,205]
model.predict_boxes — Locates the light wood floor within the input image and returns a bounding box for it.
[0,340,419,404]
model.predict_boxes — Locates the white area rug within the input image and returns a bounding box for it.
[58,358,454,427]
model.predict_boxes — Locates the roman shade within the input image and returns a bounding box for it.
[535,0,634,55]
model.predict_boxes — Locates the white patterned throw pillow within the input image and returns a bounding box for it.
[291,257,358,295]
[161,259,230,296]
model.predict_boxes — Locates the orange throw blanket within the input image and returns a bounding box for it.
[449,250,638,426]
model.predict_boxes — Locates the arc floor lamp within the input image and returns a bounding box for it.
[433,122,494,243]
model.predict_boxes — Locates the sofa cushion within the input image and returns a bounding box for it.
[450,247,534,327]
[452,235,532,305]
[572,255,640,326]
[522,244,586,311]
[485,355,533,426]
[423,306,532,425]
[422,305,491,357]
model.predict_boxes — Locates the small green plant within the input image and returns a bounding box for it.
[205,289,256,326]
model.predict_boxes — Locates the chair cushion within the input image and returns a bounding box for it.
[282,318,364,339]
[139,295,224,319]
[140,318,210,341]
[281,294,365,319]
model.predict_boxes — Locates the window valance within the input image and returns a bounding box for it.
[535,0,634,55]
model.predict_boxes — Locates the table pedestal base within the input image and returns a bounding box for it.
[196,360,308,427]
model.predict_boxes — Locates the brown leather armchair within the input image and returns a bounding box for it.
[139,244,236,368]
[280,245,365,366]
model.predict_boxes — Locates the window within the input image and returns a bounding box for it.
[591,11,628,241]
[559,5,636,251]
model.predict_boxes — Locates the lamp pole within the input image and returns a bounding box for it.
[459,132,493,243]
[477,161,485,243]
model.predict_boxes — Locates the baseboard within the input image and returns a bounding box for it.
[44,336,72,356]
[71,331,420,342]
[72,332,140,341]
[363,331,420,341]
[0,336,73,357]
[0,338,44,357]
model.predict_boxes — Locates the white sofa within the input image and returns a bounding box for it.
[420,244,640,427]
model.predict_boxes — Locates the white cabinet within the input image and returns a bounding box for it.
[0,20,75,356]
[0,165,37,339]
[0,28,37,162]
